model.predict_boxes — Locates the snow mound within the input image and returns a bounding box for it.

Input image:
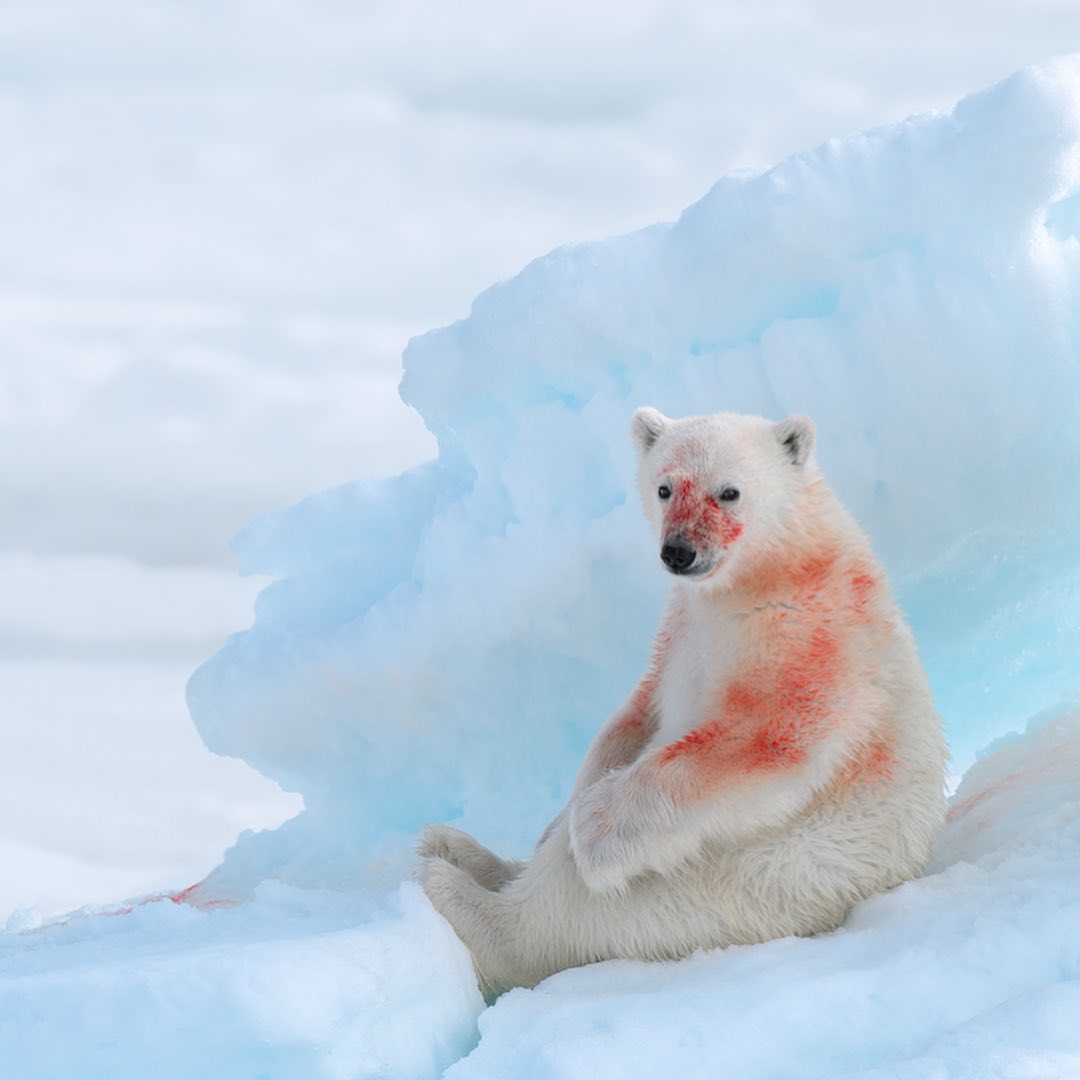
[187,57,1080,895]
[0,883,482,1079]
[3,706,1077,1078]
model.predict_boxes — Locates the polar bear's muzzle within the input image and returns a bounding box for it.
[661,538,699,575]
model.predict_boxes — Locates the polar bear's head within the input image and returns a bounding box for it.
[631,408,817,587]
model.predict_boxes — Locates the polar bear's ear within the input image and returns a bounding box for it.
[774,414,816,466]
[631,407,669,456]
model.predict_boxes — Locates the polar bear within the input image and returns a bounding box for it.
[420,409,946,996]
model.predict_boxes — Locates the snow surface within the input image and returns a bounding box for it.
[5,56,1080,1078]
[2,704,1077,1078]
[0,883,482,1079]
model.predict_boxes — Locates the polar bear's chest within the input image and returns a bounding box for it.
[650,610,743,748]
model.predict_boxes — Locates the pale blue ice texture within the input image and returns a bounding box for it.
[4,57,1080,1079]
[188,55,1080,891]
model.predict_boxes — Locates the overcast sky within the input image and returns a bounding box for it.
[2,1,1080,575]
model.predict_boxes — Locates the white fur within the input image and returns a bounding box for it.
[420,410,947,996]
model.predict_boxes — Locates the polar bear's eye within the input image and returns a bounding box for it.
[658,485,672,500]
[719,487,740,502]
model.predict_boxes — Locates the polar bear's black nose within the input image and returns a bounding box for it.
[661,541,697,573]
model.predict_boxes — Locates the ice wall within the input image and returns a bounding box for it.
[187,57,1080,893]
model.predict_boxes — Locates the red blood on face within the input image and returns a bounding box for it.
[717,513,743,547]
[666,479,697,532]
[664,478,743,550]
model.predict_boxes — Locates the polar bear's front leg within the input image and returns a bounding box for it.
[568,753,758,893]
[570,679,662,796]
[571,708,855,891]
[568,763,683,892]
[569,602,682,797]
[570,615,865,892]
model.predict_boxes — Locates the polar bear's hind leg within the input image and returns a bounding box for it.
[421,856,521,996]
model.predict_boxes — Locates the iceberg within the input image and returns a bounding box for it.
[188,56,1080,897]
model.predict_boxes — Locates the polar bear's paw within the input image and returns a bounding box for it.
[420,855,521,995]
[568,774,645,895]
[418,824,524,891]
[417,823,463,861]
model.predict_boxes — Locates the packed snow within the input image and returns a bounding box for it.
[0,883,483,1079]
[5,56,1080,1078]
[2,706,1077,1078]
